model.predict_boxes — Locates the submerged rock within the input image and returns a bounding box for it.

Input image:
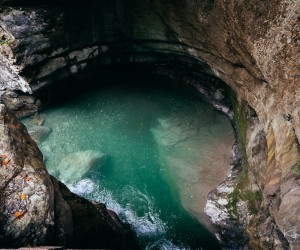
[27,125,52,143]
[151,116,234,229]
[0,104,138,249]
[57,150,108,184]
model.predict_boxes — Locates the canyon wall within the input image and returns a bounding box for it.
[0,0,300,248]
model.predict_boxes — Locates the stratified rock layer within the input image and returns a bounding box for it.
[0,104,137,249]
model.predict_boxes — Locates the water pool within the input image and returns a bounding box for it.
[23,78,234,250]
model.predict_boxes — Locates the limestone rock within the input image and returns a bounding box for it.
[57,150,108,184]
[0,104,54,247]
[27,125,52,143]
[277,186,300,249]
[1,91,41,118]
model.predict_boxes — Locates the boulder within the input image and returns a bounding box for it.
[27,125,52,143]
[57,150,108,184]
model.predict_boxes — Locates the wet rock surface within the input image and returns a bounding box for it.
[0,104,138,249]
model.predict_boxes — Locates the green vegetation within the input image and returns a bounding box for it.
[227,96,263,217]
[230,96,248,159]
[0,39,11,46]
[296,159,300,175]
[228,165,263,217]
[228,188,239,217]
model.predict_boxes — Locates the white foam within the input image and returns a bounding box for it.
[68,178,96,195]
[68,179,185,249]
[146,239,190,250]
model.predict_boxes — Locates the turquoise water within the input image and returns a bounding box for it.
[23,79,233,249]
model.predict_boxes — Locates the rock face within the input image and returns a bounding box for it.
[0,0,299,249]
[0,104,137,249]
[0,104,54,247]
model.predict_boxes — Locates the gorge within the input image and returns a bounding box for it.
[21,72,234,249]
[0,0,300,249]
